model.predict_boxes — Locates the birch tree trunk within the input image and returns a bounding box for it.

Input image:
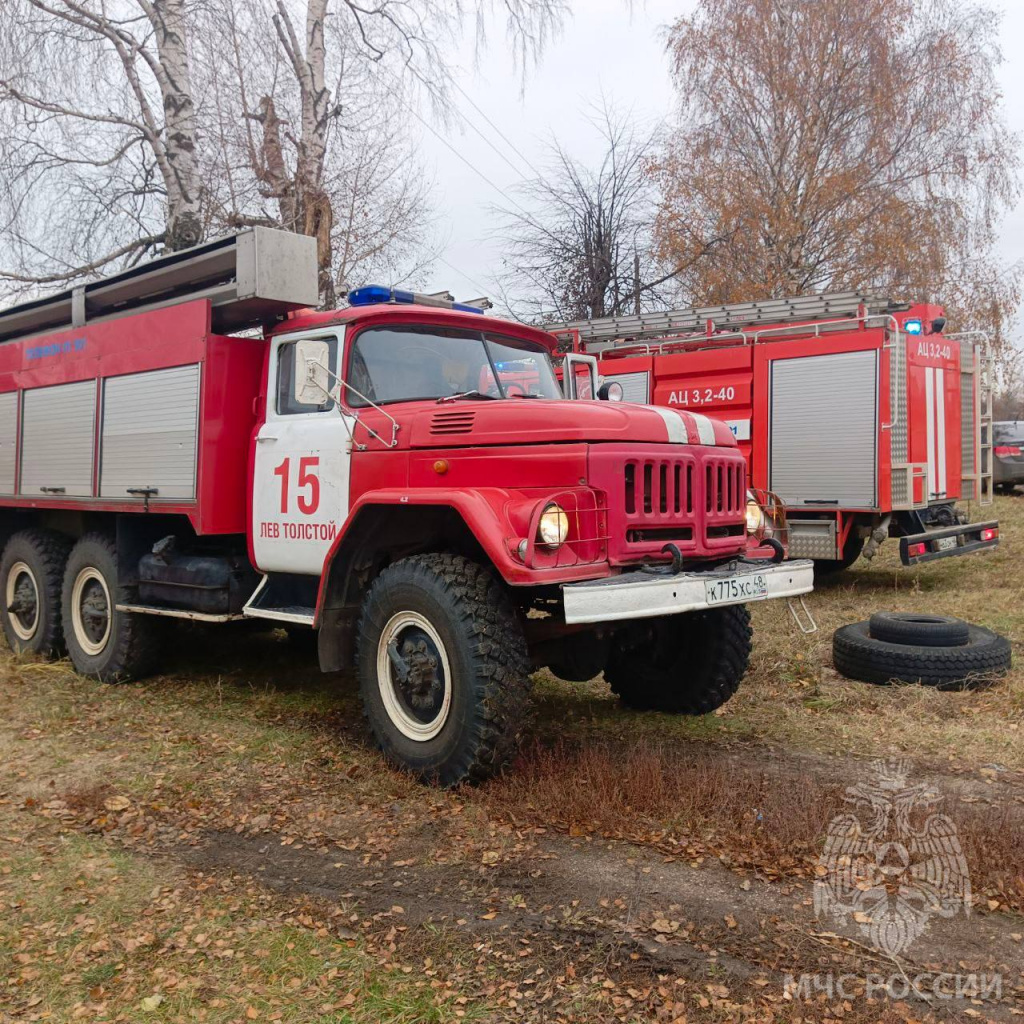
[146,0,202,250]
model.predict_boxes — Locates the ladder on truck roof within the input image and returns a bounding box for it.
[548,290,901,348]
[0,227,319,344]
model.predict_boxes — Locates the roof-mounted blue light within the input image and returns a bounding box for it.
[904,318,923,335]
[346,284,484,314]
[347,284,393,306]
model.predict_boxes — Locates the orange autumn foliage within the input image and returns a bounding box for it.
[653,0,1020,343]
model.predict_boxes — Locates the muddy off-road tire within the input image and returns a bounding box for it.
[604,605,752,714]
[868,611,969,648]
[61,534,160,682]
[357,554,531,786]
[833,621,1010,690]
[0,529,71,657]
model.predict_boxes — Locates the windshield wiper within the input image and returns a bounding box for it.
[436,390,498,404]
[508,392,544,399]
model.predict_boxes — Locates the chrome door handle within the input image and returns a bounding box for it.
[256,434,280,443]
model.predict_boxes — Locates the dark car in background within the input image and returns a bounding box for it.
[994,421,1024,494]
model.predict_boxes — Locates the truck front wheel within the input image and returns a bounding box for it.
[0,529,71,657]
[357,554,531,786]
[604,605,752,714]
[61,534,159,682]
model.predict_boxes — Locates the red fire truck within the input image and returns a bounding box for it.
[0,229,812,784]
[551,293,999,571]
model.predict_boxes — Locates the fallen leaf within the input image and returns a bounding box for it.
[140,994,163,1012]
[105,795,131,812]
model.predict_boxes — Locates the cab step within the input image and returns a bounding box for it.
[242,574,317,626]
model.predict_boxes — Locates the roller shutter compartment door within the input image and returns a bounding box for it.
[0,392,16,494]
[20,381,96,497]
[100,364,200,500]
[601,370,650,403]
[769,349,878,508]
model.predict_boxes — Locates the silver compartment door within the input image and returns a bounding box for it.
[0,392,16,494]
[599,370,650,403]
[20,380,97,496]
[769,349,878,508]
[100,364,200,500]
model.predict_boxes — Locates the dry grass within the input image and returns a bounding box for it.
[482,737,1024,911]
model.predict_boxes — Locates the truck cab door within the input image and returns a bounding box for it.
[252,330,354,575]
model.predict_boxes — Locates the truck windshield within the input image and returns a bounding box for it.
[347,325,561,406]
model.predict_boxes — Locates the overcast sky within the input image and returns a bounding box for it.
[414,0,1024,331]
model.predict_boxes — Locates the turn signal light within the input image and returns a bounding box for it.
[907,542,927,558]
[981,527,998,542]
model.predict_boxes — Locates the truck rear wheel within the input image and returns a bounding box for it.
[0,529,71,657]
[815,534,865,575]
[356,554,531,786]
[61,534,159,682]
[604,605,752,714]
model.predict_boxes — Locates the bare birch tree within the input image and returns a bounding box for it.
[0,0,566,304]
[0,0,202,283]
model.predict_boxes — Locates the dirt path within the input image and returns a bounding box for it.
[176,811,1024,1020]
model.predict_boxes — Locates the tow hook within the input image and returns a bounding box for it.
[660,543,684,574]
[764,537,785,563]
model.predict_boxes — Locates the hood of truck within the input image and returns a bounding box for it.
[404,399,737,448]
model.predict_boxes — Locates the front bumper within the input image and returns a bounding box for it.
[561,558,815,625]
[899,520,999,566]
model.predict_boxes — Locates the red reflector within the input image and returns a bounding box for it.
[907,542,927,557]
[981,527,998,542]
[994,446,1021,456]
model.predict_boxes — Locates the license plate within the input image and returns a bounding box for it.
[935,535,958,552]
[704,573,769,605]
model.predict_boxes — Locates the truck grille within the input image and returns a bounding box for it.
[624,458,693,516]
[589,444,747,564]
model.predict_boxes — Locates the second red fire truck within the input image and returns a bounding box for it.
[551,293,999,572]
[0,229,812,784]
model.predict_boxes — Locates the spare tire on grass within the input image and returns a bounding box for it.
[833,621,1010,690]
[868,611,969,648]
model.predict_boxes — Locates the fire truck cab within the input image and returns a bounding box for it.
[552,293,999,572]
[0,230,813,784]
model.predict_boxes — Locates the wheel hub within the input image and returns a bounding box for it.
[377,613,452,741]
[71,567,112,657]
[5,563,39,640]
[79,580,110,644]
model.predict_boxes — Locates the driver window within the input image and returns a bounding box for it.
[276,338,338,415]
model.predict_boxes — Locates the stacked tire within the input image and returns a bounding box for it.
[833,612,1011,691]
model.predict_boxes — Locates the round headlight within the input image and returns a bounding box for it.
[538,503,569,547]
[598,380,624,402]
[745,499,765,536]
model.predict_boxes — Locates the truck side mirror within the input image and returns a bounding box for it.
[294,339,333,405]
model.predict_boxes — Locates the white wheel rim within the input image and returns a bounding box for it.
[71,566,112,657]
[5,561,39,642]
[376,611,452,741]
